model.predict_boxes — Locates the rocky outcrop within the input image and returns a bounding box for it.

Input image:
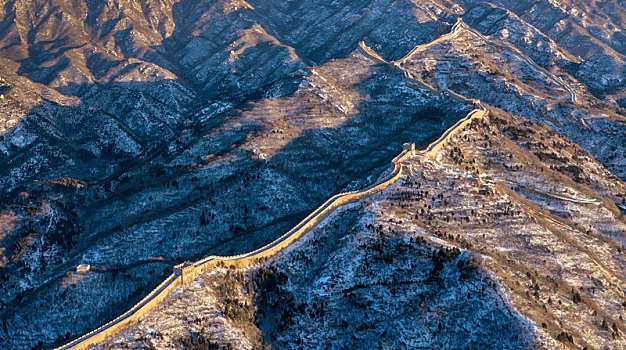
[0,1,624,349]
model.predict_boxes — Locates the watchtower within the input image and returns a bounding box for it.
[403,143,416,155]
[76,264,90,273]
[174,262,196,285]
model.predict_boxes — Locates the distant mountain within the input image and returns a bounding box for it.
[0,1,624,349]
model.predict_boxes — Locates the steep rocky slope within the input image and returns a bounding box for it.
[96,108,625,350]
[460,0,626,103]
[0,0,624,349]
[398,17,626,180]
[0,22,471,350]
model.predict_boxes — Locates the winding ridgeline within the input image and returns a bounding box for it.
[1,2,624,349]
[55,101,487,349]
[56,18,493,349]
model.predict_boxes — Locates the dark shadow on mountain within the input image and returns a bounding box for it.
[0,50,472,349]
[0,2,473,347]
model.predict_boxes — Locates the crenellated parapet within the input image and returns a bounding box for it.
[56,95,488,350]
[403,142,416,156]
[173,262,196,285]
[55,142,416,350]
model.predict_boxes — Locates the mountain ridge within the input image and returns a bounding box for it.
[0,1,624,349]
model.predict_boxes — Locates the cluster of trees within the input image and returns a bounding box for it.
[254,266,319,337]
[534,151,569,164]
[503,125,534,141]
[430,247,461,278]
[556,331,573,343]
[215,273,255,323]
[178,327,234,350]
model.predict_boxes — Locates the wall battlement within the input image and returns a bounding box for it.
[173,263,196,285]
[56,101,486,350]
[56,65,488,350]
[403,143,416,155]
[55,149,409,350]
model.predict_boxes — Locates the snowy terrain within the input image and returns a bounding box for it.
[0,0,624,349]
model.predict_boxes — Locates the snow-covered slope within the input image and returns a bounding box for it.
[0,1,624,349]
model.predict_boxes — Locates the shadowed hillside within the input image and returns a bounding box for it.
[0,1,624,349]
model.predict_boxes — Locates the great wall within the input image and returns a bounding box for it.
[56,23,491,350]
[359,18,577,105]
